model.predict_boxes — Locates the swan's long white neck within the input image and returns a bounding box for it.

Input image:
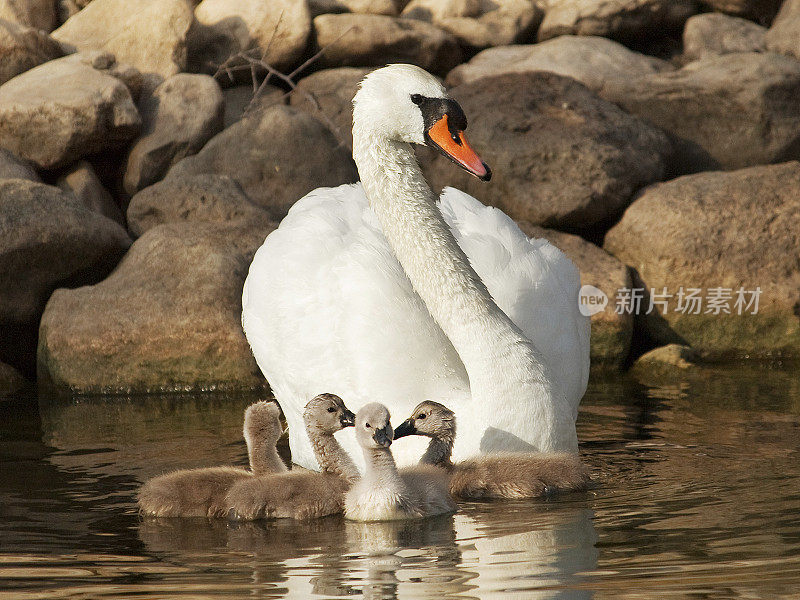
[352,125,576,454]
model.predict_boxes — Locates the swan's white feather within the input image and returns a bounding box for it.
[242,183,589,471]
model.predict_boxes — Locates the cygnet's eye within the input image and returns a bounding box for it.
[327,406,337,413]
[410,94,423,105]
[418,413,426,420]
[365,423,371,428]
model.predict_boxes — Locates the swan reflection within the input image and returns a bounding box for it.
[138,501,597,599]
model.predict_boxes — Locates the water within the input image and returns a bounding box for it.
[2,366,799,599]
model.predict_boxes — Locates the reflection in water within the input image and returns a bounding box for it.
[136,501,597,600]
[2,366,800,598]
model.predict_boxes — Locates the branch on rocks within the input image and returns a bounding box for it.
[212,23,355,148]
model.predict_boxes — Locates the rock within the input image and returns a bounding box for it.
[0,179,131,375]
[313,13,462,76]
[0,19,63,86]
[56,160,124,226]
[518,222,633,369]
[604,162,800,360]
[57,0,79,23]
[446,35,672,96]
[628,343,700,382]
[683,13,766,60]
[539,0,698,42]
[0,359,25,395]
[85,51,147,100]
[189,0,311,77]
[421,72,672,234]
[766,0,800,61]
[127,174,273,237]
[633,344,699,369]
[123,74,224,196]
[38,221,273,393]
[222,84,285,128]
[167,105,357,219]
[0,0,56,31]
[290,67,374,149]
[310,0,398,16]
[52,0,192,79]
[611,52,800,170]
[401,0,541,48]
[701,0,782,26]
[0,52,141,169]
[0,148,38,181]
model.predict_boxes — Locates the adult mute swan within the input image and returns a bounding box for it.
[242,64,590,472]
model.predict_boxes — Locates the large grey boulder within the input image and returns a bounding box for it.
[290,67,374,149]
[765,0,800,61]
[604,162,800,360]
[189,0,311,76]
[56,160,124,226]
[682,13,766,60]
[0,18,62,86]
[518,222,633,369]
[0,52,141,169]
[167,105,357,219]
[538,0,697,42]
[127,174,273,237]
[610,52,800,170]
[421,72,672,234]
[38,221,273,393]
[123,74,224,196]
[0,0,56,31]
[0,148,38,181]
[52,0,193,79]
[401,0,541,48]
[313,13,462,75]
[446,35,672,95]
[0,179,131,374]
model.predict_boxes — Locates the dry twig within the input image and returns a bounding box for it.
[212,24,356,147]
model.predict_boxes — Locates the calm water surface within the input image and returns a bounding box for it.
[2,367,799,599]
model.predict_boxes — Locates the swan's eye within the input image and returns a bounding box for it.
[327,406,336,413]
[450,132,461,146]
[410,94,423,105]
[365,423,371,428]
[418,413,426,420]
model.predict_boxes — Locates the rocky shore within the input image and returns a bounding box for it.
[1,0,799,394]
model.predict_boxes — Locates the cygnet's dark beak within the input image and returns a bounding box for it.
[340,409,355,428]
[373,424,393,447]
[392,418,416,439]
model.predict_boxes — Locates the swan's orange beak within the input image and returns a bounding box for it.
[426,114,491,181]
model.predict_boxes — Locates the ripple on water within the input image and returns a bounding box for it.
[1,366,799,599]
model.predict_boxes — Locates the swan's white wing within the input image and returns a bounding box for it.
[242,184,467,470]
[438,187,590,416]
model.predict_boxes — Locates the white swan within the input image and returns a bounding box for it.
[242,64,590,472]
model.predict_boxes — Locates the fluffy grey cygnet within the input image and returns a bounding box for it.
[345,402,456,522]
[138,401,286,518]
[224,393,359,521]
[394,401,591,500]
